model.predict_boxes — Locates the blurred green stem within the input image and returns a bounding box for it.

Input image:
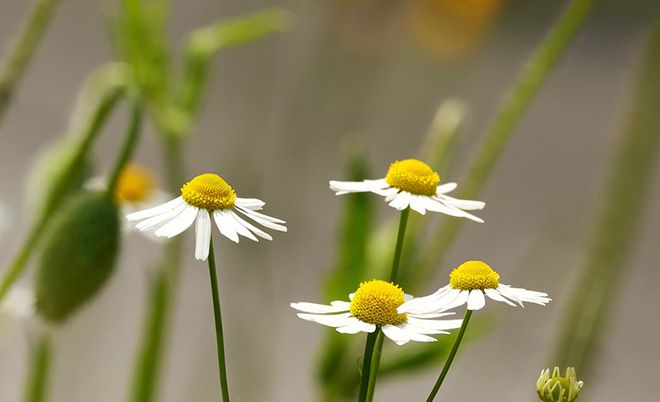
[362,208,410,402]
[551,25,660,377]
[128,135,185,402]
[417,0,593,279]
[107,96,143,196]
[207,238,231,401]
[22,334,51,402]
[357,330,379,402]
[426,309,473,402]
[0,0,61,128]
[0,89,123,302]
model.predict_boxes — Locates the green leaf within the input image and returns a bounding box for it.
[35,192,120,323]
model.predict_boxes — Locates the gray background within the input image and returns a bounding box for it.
[1,0,659,401]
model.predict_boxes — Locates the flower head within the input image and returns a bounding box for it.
[398,260,551,313]
[536,367,583,402]
[291,279,462,345]
[329,158,485,221]
[126,173,286,260]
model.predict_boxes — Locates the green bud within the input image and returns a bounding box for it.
[35,192,119,323]
[536,367,584,402]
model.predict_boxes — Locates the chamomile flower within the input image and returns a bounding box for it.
[329,158,485,222]
[126,173,286,260]
[399,260,551,313]
[291,280,462,345]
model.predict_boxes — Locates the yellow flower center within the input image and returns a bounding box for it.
[181,173,236,210]
[385,159,440,196]
[115,164,156,204]
[449,260,500,290]
[349,280,407,326]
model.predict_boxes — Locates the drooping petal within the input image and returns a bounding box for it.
[194,209,212,261]
[291,302,351,314]
[213,210,239,243]
[296,312,353,328]
[329,179,389,195]
[154,205,198,238]
[467,290,486,310]
[126,196,185,221]
[381,324,411,345]
[234,197,266,211]
[228,210,272,241]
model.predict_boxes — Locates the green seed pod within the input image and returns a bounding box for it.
[35,192,119,323]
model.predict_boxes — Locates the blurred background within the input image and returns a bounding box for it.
[0,0,659,401]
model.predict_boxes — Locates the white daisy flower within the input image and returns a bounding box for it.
[291,279,462,345]
[126,173,286,261]
[87,163,170,237]
[398,260,551,313]
[329,158,485,222]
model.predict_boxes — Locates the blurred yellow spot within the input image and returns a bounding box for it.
[181,173,236,210]
[449,260,500,290]
[350,280,407,326]
[385,159,439,196]
[115,164,156,204]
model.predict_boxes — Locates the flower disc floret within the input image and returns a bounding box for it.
[181,173,236,210]
[385,159,440,196]
[349,280,407,326]
[449,260,500,290]
[115,164,155,204]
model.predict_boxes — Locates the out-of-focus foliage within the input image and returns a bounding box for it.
[551,25,660,379]
[35,192,119,323]
[116,0,289,138]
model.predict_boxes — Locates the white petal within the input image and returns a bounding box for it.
[484,288,516,306]
[297,312,353,328]
[388,192,412,210]
[408,195,428,215]
[154,205,198,238]
[435,193,486,211]
[329,179,388,195]
[397,324,438,342]
[291,302,350,314]
[228,210,272,241]
[381,324,411,345]
[336,318,376,334]
[406,317,463,332]
[330,301,351,310]
[436,182,457,194]
[234,197,266,210]
[134,201,187,231]
[213,210,239,243]
[425,197,484,222]
[225,211,258,241]
[467,290,486,310]
[235,207,287,232]
[194,209,212,260]
[126,197,185,221]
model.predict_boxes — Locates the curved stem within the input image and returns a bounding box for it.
[356,330,379,402]
[207,237,231,401]
[0,0,61,128]
[22,334,51,402]
[107,97,143,196]
[426,309,473,402]
[388,208,409,282]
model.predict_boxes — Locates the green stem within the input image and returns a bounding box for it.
[22,334,52,402]
[208,237,231,401]
[0,87,123,302]
[0,0,61,128]
[426,309,473,402]
[107,97,143,196]
[418,0,593,280]
[357,330,379,402]
[360,208,410,401]
[127,137,185,402]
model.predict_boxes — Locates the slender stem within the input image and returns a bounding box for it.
[127,136,185,402]
[107,97,143,195]
[426,309,473,402]
[388,208,410,282]
[22,334,51,402]
[0,0,61,128]
[0,87,123,303]
[357,330,379,402]
[358,208,410,401]
[207,237,231,401]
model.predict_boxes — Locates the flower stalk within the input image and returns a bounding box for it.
[207,237,231,401]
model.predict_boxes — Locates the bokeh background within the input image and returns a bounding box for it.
[1,0,659,401]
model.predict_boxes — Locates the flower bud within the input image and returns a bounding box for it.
[536,367,583,402]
